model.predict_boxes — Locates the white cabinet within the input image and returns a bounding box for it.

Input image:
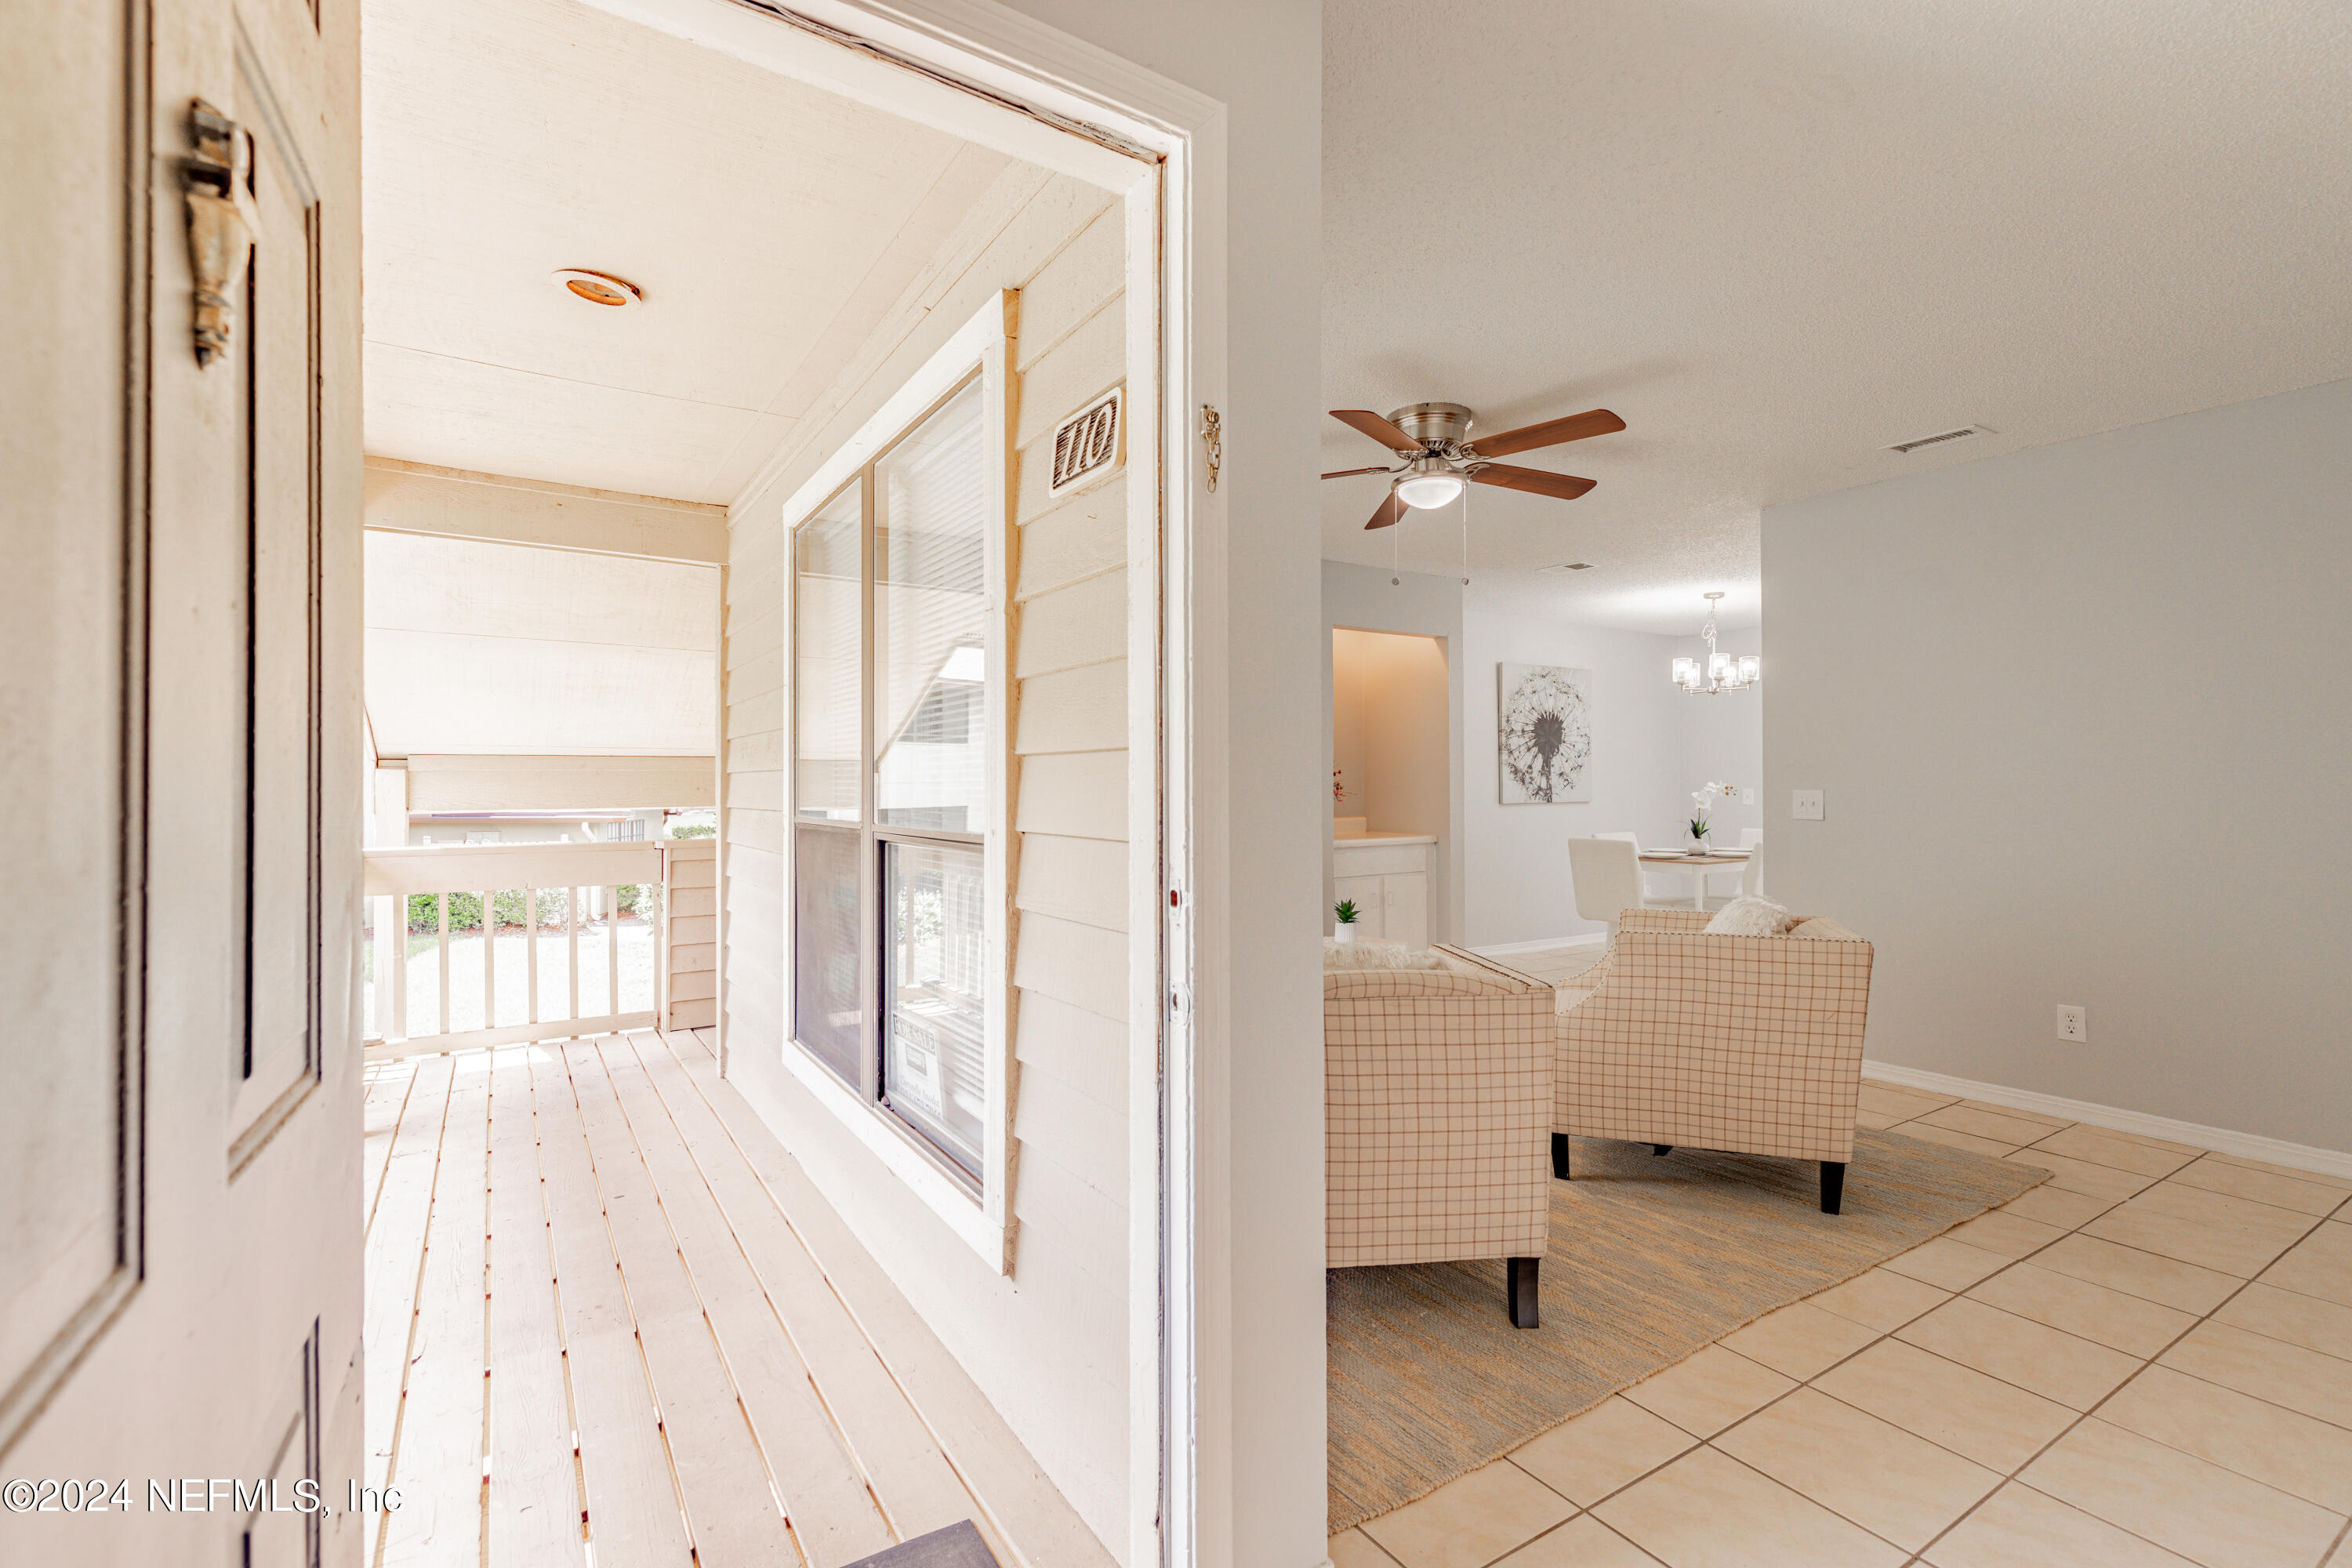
[1333,835,1435,949]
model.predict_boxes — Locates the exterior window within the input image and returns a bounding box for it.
[789,375,994,1180]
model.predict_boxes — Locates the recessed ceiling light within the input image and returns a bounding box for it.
[552,268,642,309]
[1539,561,1595,572]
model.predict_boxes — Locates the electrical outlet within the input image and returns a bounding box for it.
[1791,789,1824,821]
[2056,1004,2088,1043]
[1740,786,1758,806]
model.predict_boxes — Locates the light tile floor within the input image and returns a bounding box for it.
[1334,948,2352,1568]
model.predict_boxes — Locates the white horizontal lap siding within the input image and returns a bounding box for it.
[666,841,721,1032]
[1014,569,1126,678]
[1016,750,1127,842]
[729,775,782,817]
[728,806,782,858]
[997,194,1133,1524]
[719,851,780,1046]
[1007,227,1130,1232]
[1013,833,1127,931]
[1017,477,1127,601]
[724,510,783,1051]
[713,184,1133,1555]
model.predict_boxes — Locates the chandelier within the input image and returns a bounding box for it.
[1671,591,1759,695]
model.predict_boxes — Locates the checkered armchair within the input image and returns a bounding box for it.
[1326,946,1555,1328]
[1552,909,1875,1214]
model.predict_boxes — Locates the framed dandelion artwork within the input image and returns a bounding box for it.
[1497,663,1592,804]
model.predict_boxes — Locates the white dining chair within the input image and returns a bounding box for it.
[1592,829,1665,901]
[1569,836,1653,938]
[1740,828,1766,897]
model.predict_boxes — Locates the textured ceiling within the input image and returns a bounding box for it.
[360,0,1014,503]
[1323,0,2352,632]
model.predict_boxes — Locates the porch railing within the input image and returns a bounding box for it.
[362,840,674,1060]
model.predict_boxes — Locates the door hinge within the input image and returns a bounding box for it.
[1198,405,1221,494]
[182,99,257,367]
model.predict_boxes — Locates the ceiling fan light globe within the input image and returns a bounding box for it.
[1394,471,1465,509]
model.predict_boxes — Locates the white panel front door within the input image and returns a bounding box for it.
[0,0,364,1562]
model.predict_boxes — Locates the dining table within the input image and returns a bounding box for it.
[1637,848,1750,909]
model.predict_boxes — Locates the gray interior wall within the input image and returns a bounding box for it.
[1461,593,1688,946]
[1324,563,1766,947]
[1674,633,1765,846]
[1766,376,2352,1152]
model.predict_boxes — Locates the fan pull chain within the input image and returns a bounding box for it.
[1391,499,1401,586]
[1459,480,1471,586]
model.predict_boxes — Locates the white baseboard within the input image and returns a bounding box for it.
[1863,1061,2352,1181]
[1470,934,1608,957]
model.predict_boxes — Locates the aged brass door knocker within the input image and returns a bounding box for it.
[183,99,257,367]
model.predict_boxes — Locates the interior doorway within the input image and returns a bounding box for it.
[1331,628,1449,841]
[1331,627,1453,946]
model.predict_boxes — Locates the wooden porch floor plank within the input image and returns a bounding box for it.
[622,1032,1014,1560]
[562,1039,800,1566]
[652,1028,1116,1568]
[595,1033,896,1566]
[381,1053,492,1567]
[364,1054,456,1563]
[532,1040,695,1566]
[363,1035,1105,1568]
[485,1048,588,1567]
[362,1061,419,1238]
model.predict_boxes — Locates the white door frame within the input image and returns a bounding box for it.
[575,2,1221,1562]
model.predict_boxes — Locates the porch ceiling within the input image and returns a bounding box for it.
[365,531,717,757]
[1323,0,2352,632]
[359,0,1014,504]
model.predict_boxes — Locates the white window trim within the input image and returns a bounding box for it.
[778,289,1018,1274]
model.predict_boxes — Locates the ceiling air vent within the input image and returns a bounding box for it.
[1050,387,1123,495]
[1884,425,1990,456]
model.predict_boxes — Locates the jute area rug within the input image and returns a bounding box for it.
[1327,1129,2047,1532]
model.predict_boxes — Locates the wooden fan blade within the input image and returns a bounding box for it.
[1472,464,1597,501]
[1321,465,1395,479]
[1362,492,1407,530]
[1466,408,1625,458]
[1330,408,1427,452]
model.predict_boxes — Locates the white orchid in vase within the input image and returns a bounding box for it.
[1689,782,1735,848]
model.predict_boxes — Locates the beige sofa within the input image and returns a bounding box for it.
[1325,945,1555,1327]
[1552,909,1875,1213]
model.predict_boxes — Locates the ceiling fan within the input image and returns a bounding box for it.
[1323,402,1626,529]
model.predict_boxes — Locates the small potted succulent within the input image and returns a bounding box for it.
[1333,898,1361,943]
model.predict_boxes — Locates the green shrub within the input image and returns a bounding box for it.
[670,823,716,839]
[407,887,583,933]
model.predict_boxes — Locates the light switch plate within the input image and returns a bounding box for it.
[1791,789,1824,821]
[1740,787,1758,805]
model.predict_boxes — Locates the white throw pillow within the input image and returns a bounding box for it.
[1321,939,1446,971]
[1704,895,1795,937]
